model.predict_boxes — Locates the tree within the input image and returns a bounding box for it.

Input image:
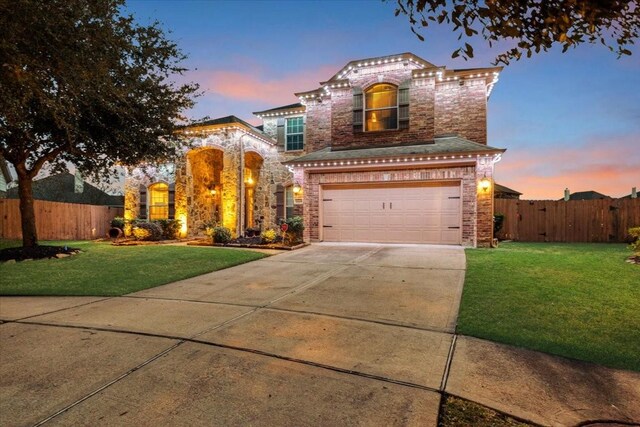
[392,0,639,64]
[0,0,198,248]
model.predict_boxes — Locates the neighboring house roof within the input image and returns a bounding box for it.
[283,136,504,165]
[0,154,14,187]
[5,172,124,206]
[253,103,305,117]
[494,183,522,196]
[560,191,612,201]
[619,188,639,199]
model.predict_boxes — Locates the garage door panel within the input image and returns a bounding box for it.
[322,184,461,245]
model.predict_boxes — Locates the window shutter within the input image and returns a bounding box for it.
[399,80,410,130]
[277,118,285,148]
[275,184,285,222]
[353,87,363,133]
[168,183,175,219]
[138,185,147,219]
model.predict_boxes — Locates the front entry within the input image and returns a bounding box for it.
[321,182,462,244]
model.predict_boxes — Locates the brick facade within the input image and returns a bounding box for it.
[287,53,502,248]
[299,61,490,152]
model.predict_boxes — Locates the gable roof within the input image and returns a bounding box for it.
[253,103,305,117]
[5,172,123,206]
[181,115,275,145]
[283,136,504,165]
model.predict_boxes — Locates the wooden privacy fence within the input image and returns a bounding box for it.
[495,198,640,243]
[0,199,123,241]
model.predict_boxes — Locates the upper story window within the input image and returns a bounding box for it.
[353,83,409,133]
[365,84,398,131]
[286,117,304,151]
[148,182,169,220]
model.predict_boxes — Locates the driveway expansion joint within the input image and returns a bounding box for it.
[31,339,186,427]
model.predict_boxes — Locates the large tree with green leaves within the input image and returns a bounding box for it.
[392,0,639,64]
[0,0,198,247]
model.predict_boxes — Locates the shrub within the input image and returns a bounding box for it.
[212,226,232,244]
[284,216,304,241]
[493,213,505,236]
[628,226,640,253]
[261,228,277,244]
[132,222,163,241]
[154,219,182,240]
[111,217,125,229]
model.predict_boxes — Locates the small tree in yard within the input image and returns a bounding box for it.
[0,0,198,249]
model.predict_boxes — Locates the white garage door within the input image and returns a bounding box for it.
[322,183,461,244]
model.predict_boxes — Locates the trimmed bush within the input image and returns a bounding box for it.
[154,219,182,240]
[212,226,232,244]
[284,216,304,239]
[111,217,125,229]
[261,228,277,244]
[132,222,163,241]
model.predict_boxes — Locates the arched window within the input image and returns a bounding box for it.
[364,84,398,131]
[148,183,169,220]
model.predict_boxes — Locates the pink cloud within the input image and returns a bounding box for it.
[191,65,339,106]
[496,134,640,199]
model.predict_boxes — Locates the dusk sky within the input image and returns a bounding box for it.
[126,0,639,200]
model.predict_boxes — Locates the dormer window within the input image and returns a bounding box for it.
[365,84,398,131]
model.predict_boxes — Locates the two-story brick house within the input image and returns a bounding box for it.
[125,53,504,247]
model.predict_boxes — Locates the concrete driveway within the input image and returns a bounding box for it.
[0,243,464,426]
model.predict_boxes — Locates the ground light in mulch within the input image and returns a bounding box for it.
[438,395,533,427]
[0,245,81,262]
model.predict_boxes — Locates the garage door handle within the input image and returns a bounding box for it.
[323,225,333,228]
[382,202,385,209]
[448,226,460,229]
[390,202,392,209]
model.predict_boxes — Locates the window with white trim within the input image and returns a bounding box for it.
[286,117,304,151]
[285,186,294,218]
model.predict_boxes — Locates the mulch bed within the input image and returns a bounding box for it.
[187,237,307,251]
[0,245,81,262]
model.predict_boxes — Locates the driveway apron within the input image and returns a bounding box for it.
[1,243,465,426]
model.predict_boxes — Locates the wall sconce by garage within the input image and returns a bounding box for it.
[479,175,491,192]
[292,182,302,194]
[208,183,218,196]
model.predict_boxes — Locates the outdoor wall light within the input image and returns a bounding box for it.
[479,175,491,192]
[245,176,254,186]
[292,182,302,194]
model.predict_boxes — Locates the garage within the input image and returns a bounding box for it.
[321,182,461,245]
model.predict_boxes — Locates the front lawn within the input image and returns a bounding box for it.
[459,243,640,372]
[0,240,266,296]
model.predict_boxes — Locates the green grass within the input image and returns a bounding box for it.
[459,242,640,372]
[0,240,266,296]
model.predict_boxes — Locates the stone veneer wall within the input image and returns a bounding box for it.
[125,129,293,237]
[124,164,176,222]
[302,164,480,247]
